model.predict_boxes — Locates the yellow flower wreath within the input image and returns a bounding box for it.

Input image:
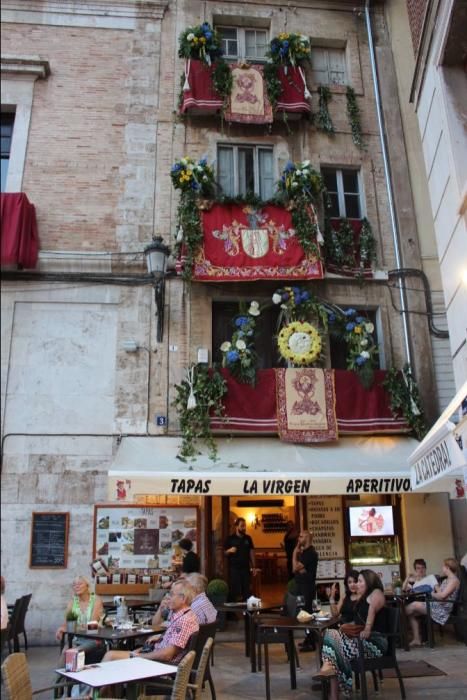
[277,321,322,365]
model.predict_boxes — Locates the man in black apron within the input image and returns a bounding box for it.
[224,517,257,601]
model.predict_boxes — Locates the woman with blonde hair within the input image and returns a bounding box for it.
[55,576,104,664]
[405,557,460,646]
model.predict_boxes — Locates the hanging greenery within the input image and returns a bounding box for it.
[314,85,335,135]
[346,86,364,149]
[263,62,283,111]
[324,217,356,269]
[174,190,203,281]
[212,60,233,108]
[382,365,427,440]
[172,364,227,462]
[358,217,377,274]
[328,308,379,389]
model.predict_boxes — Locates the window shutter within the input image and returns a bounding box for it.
[218,147,234,196]
[259,149,274,200]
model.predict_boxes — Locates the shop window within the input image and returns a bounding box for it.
[329,309,380,369]
[311,47,346,85]
[321,167,363,219]
[212,300,280,369]
[217,26,269,61]
[217,144,274,199]
[1,112,15,192]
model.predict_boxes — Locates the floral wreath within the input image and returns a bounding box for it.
[278,321,322,366]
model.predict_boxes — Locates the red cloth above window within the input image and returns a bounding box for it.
[1,192,39,269]
[276,66,312,114]
[192,203,323,281]
[210,369,409,435]
[179,59,224,114]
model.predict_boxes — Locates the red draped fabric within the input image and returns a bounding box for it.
[0,192,39,269]
[179,60,223,114]
[193,203,323,281]
[210,368,409,435]
[276,66,311,114]
[326,219,373,278]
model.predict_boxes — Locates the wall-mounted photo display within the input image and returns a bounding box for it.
[93,505,199,571]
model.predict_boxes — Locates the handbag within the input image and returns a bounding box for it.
[340,623,365,637]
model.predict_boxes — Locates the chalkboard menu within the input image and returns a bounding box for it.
[30,512,69,568]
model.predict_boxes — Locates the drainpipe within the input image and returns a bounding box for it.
[364,0,413,367]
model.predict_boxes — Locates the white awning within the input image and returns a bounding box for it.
[409,380,467,491]
[108,435,454,498]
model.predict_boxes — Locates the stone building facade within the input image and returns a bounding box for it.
[0,0,457,643]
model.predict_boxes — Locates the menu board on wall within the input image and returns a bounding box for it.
[94,505,199,570]
[308,496,345,559]
[30,512,69,568]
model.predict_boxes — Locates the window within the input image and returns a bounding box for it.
[1,113,15,192]
[212,301,281,369]
[329,310,380,369]
[311,47,346,86]
[218,145,274,199]
[217,26,269,61]
[321,168,363,219]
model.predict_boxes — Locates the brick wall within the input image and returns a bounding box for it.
[406,0,429,53]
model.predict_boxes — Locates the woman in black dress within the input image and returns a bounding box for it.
[328,569,360,622]
[283,520,299,580]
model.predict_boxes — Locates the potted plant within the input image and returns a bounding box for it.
[206,578,229,606]
[65,610,78,633]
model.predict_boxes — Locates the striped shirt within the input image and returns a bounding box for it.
[152,607,199,664]
[191,593,218,624]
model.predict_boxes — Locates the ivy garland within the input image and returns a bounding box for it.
[324,217,356,268]
[382,365,427,440]
[263,62,283,110]
[346,86,364,149]
[314,85,335,135]
[212,60,233,110]
[174,190,203,282]
[172,364,227,462]
[358,217,377,271]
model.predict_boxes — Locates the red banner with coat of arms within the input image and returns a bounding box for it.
[192,203,323,281]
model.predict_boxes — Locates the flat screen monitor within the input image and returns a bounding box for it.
[349,505,395,536]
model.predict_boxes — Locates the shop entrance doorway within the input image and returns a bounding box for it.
[208,495,302,603]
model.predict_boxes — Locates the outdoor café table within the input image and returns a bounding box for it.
[66,625,161,651]
[56,656,176,700]
[257,615,339,700]
[216,602,282,660]
[385,590,429,650]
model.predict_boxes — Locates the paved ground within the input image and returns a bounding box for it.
[9,622,467,698]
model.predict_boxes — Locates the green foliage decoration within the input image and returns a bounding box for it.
[172,364,227,462]
[263,62,283,110]
[220,301,261,386]
[314,85,335,135]
[382,365,427,440]
[346,86,364,149]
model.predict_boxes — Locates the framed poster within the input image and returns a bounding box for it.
[93,505,199,571]
[30,512,69,568]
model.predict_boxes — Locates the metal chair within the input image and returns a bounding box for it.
[6,597,22,653]
[16,594,33,651]
[350,607,406,700]
[1,652,93,700]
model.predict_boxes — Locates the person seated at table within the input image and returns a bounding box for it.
[402,558,428,592]
[405,557,461,647]
[179,538,201,574]
[314,569,388,699]
[328,570,360,623]
[185,573,217,624]
[103,579,199,664]
[55,576,104,660]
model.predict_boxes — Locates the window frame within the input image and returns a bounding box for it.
[321,167,365,219]
[216,25,269,62]
[217,143,275,199]
[1,112,15,192]
[310,45,347,86]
